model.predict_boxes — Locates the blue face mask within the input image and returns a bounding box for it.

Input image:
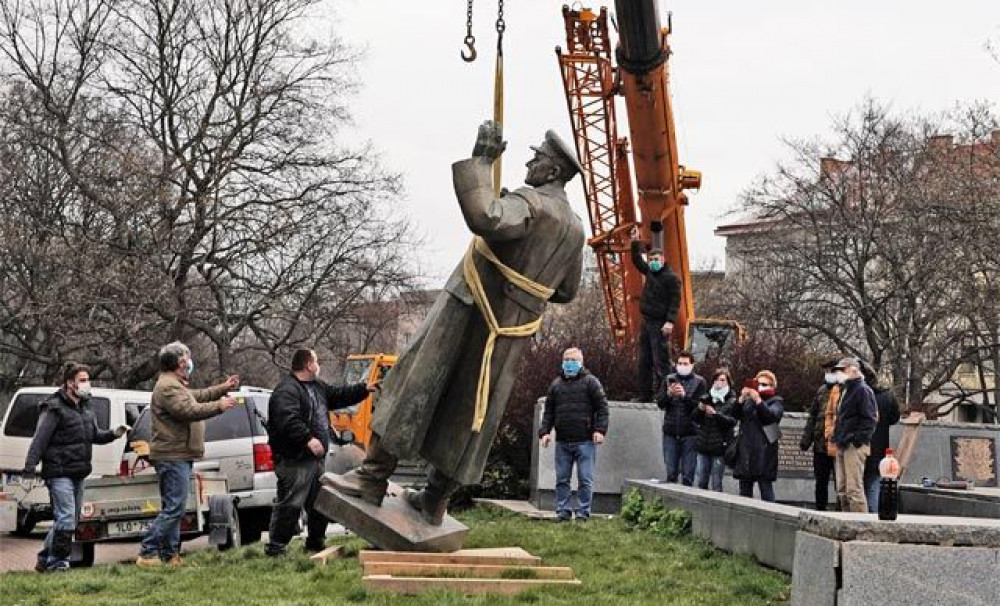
[649,260,663,272]
[562,360,582,377]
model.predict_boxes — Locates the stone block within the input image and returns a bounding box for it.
[790,531,839,606]
[313,480,468,552]
[799,510,1000,547]
[839,541,1000,606]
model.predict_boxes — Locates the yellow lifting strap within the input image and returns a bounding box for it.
[462,236,554,432]
[492,48,503,197]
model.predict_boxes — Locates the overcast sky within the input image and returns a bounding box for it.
[328,0,1000,283]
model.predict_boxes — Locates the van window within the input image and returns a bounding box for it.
[3,393,110,436]
[204,406,252,441]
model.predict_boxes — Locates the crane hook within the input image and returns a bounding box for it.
[461,35,477,62]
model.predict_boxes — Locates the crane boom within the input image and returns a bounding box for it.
[557,2,742,360]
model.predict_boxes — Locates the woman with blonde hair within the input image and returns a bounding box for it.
[731,370,785,502]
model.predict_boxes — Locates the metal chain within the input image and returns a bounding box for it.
[496,0,505,36]
[462,0,476,62]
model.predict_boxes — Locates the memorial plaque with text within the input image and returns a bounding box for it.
[777,426,814,478]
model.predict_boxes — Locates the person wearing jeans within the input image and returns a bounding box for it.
[23,362,127,572]
[692,369,738,492]
[860,362,900,513]
[138,461,191,562]
[539,348,610,521]
[137,342,238,567]
[732,370,785,503]
[656,352,706,486]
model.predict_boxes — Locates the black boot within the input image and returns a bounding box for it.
[403,469,461,526]
[322,433,398,506]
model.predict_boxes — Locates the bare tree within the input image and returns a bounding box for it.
[0,0,417,387]
[729,99,1000,416]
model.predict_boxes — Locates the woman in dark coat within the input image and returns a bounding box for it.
[692,368,738,491]
[732,370,785,502]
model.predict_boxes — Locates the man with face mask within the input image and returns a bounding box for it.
[630,231,681,402]
[799,358,842,510]
[23,362,129,572]
[264,349,373,556]
[325,121,585,537]
[656,351,707,485]
[538,348,609,521]
[137,342,239,568]
[830,357,878,512]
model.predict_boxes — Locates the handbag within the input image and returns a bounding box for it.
[724,425,739,467]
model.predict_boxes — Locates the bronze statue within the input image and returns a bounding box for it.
[327,120,585,526]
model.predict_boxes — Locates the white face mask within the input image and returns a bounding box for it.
[76,381,92,398]
[675,364,693,377]
[835,371,848,384]
[824,373,837,385]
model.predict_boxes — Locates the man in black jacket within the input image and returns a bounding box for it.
[630,230,681,401]
[860,361,901,513]
[265,349,372,556]
[538,348,610,521]
[657,351,707,486]
[799,359,841,510]
[24,363,128,572]
[831,357,877,512]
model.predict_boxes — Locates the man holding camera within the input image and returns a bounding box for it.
[656,351,706,485]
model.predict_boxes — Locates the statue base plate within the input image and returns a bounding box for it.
[314,473,468,552]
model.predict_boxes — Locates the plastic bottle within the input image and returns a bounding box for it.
[878,448,901,520]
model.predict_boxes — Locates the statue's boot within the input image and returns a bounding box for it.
[324,433,398,506]
[403,469,461,526]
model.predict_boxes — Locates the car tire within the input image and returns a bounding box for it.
[214,498,242,551]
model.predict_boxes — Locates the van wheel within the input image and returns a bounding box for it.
[217,499,241,551]
[12,510,36,536]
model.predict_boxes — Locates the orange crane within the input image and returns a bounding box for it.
[556,1,741,359]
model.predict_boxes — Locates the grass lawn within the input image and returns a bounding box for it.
[0,507,790,606]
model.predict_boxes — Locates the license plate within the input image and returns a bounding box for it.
[108,519,153,537]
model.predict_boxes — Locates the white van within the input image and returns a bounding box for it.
[0,386,150,534]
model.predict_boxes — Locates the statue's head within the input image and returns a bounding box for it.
[524,130,583,187]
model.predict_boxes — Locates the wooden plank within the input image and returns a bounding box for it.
[897,413,926,479]
[362,562,575,579]
[309,545,344,566]
[359,548,540,566]
[363,575,581,595]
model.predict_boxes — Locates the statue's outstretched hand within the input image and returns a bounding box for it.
[472,120,506,160]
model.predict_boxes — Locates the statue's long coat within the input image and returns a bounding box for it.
[370,157,585,485]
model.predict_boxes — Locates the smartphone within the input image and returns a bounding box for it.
[743,379,758,390]
[667,376,679,385]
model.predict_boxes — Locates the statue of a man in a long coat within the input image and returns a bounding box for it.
[328,121,586,525]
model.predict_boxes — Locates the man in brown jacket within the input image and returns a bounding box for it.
[328,121,585,529]
[136,341,238,567]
